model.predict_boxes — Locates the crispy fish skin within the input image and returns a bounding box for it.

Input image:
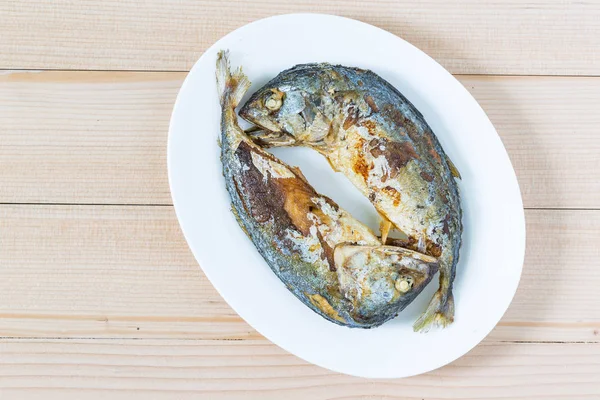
[217,52,438,328]
[239,64,462,331]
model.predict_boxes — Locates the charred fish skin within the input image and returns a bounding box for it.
[239,64,462,332]
[217,52,438,328]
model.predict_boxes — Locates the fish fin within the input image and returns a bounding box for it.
[385,237,411,249]
[334,244,438,269]
[379,214,392,245]
[324,156,338,172]
[416,235,427,253]
[230,204,251,240]
[446,155,461,179]
[244,125,263,135]
[290,165,310,185]
[413,290,455,332]
[216,50,229,102]
[216,50,251,107]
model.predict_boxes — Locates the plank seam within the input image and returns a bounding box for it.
[1,203,599,211]
[0,203,174,207]
[2,68,600,79]
[0,337,597,344]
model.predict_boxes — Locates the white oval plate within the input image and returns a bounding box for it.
[168,14,525,378]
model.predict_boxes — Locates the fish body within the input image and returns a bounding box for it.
[239,64,462,331]
[217,52,438,328]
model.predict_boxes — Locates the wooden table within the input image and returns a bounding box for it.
[1,1,599,398]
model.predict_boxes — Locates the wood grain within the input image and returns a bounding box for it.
[0,71,177,205]
[1,205,598,342]
[462,75,600,209]
[2,1,600,75]
[0,339,598,399]
[2,71,599,208]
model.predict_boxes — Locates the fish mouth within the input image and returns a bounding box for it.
[239,99,298,146]
[243,126,297,148]
[238,101,281,132]
[238,106,260,127]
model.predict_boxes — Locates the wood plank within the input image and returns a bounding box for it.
[0,339,598,399]
[0,71,177,205]
[0,205,598,342]
[2,71,599,208]
[0,204,254,340]
[463,75,600,209]
[2,1,600,75]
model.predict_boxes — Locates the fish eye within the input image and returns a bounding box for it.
[395,275,414,293]
[264,94,283,111]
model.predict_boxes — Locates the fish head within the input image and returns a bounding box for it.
[333,244,439,325]
[239,65,336,148]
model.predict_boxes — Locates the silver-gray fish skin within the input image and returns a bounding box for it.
[239,63,462,331]
[217,52,438,328]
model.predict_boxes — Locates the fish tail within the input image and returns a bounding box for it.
[446,155,462,179]
[413,286,454,332]
[216,50,251,108]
